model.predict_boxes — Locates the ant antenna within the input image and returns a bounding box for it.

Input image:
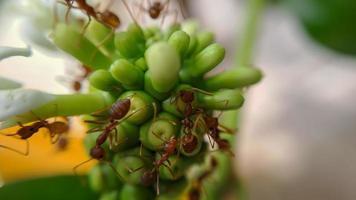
[0,140,29,156]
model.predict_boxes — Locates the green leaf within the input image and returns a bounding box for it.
[0,175,99,200]
[284,0,356,55]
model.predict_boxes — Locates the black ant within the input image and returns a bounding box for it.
[188,157,218,200]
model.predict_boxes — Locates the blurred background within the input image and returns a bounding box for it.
[1,0,356,199]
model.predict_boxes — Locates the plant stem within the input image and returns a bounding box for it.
[236,0,265,67]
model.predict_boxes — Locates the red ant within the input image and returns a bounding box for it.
[125,0,184,26]
[172,89,210,154]
[1,114,69,155]
[57,64,92,92]
[201,115,235,156]
[73,98,139,178]
[188,157,218,200]
[139,135,178,194]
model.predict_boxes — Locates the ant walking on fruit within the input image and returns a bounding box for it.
[73,98,138,180]
[140,134,178,195]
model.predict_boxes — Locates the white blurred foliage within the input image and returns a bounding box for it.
[0,89,54,123]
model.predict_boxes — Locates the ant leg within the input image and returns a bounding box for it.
[161,162,175,179]
[152,102,158,122]
[206,134,215,149]
[151,131,168,143]
[0,139,29,156]
[125,165,144,173]
[73,158,93,177]
[87,127,104,133]
[192,88,213,96]
[84,120,107,124]
[177,0,187,19]
[156,169,160,195]
[122,0,139,24]
[218,124,236,135]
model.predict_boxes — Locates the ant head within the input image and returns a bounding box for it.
[149,4,161,19]
[73,81,81,91]
[90,146,105,160]
[179,90,195,103]
[181,134,198,153]
[141,170,156,186]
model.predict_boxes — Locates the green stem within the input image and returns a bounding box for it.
[236,0,265,67]
[1,92,113,128]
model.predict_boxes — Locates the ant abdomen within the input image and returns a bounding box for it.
[110,99,131,120]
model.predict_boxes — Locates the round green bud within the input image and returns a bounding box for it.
[120,91,156,125]
[158,155,186,180]
[111,122,140,152]
[89,69,122,92]
[140,113,179,151]
[135,57,148,71]
[115,32,144,58]
[194,31,214,54]
[127,23,145,44]
[144,72,170,101]
[115,155,147,185]
[99,191,120,200]
[168,30,190,58]
[197,89,244,110]
[145,42,180,93]
[180,43,225,82]
[110,59,144,89]
[120,184,154,200]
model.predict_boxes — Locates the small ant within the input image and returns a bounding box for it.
[1,114,69,155]
[57,64,92,92]
[202,115,235,156]
[140,135,178,195]
[188,157,218,200]
[73,98,137,180]
[173,89,209,154]
[125,0,184,26]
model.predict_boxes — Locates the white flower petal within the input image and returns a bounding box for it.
[0,76,22,90]
[0,89,54,122]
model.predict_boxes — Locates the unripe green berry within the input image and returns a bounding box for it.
[110,59,144,89]
[145,42,180,93]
